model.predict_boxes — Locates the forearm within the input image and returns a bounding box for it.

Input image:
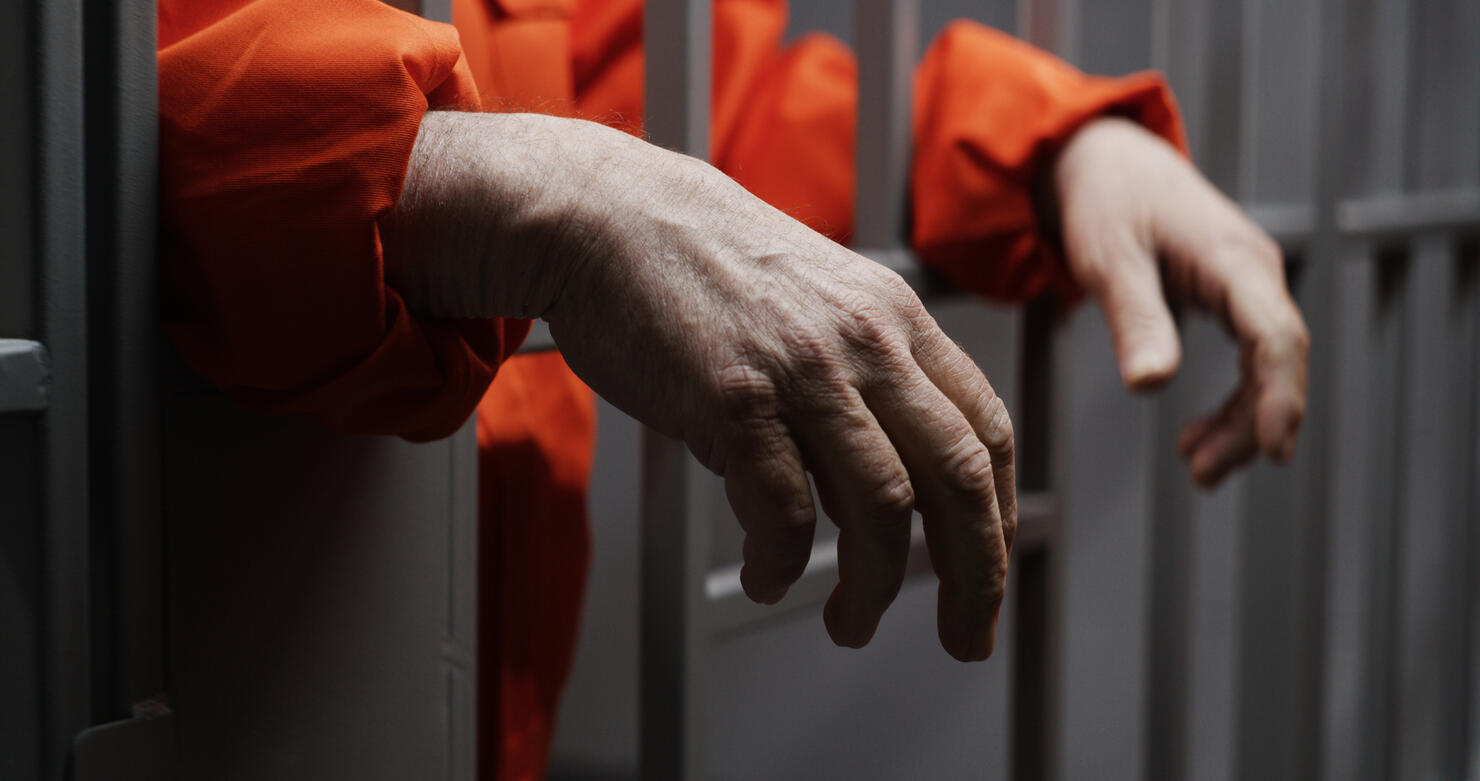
[379,111,623,321]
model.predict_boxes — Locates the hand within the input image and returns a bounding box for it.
[1051,117,1310,486]
[384,112,1015,661]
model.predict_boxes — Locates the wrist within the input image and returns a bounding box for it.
[379,111,613,321]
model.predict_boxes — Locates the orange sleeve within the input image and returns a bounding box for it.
[911,21,1186,301]
[158,0,528,442]
[571,2,1187,301]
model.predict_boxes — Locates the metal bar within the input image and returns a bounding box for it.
[1234,0,1342,778]
[1396,0,1480,772]
[851,0,916,252]
[34,0,93,776]
[1436,242,1478,780]
[1393,235,1459,781]
[1467,246,1480,781]
[81,0,161,724]
[641,1,712,778]
[644,0,710,160]
[518,320,557,354]
[1357,249,1407,781]
[1011,544,1058,781]
[1337,188,1480,242]
[446,419,479,781]
[418,0,452,23]
[1246,202,1315,250]
[0,340,50,413]
[1144,381,1192,781]
[639,439,713,781]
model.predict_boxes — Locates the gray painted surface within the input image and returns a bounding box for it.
[164,398,478,781]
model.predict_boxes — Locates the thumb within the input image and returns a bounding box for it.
[1083,245,1181,390]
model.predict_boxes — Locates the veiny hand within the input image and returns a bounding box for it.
[1052,117,1310,486]
[385,113,1015,661]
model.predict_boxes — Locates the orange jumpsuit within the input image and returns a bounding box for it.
[157,2,1184,778]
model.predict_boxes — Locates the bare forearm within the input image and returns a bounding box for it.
[379,111,623,320]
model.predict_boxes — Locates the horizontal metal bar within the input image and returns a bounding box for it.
[520,319,556,353]
[0,339,50,412]
[1246,202,1316,251]
[705,491,1059,635]
[1338,188,1480,242]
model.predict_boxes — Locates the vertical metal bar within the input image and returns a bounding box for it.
[1011,545,1059,781]
[1199,0,1245,194]
[447,420,479,781]
[1358,249,1407,781]
[1144,397,1192,781]
[644,0,711,159]
[642,2,712,778]
[1392,236,1457,781]
[34,0,93,776]
[1437,243,1478,781]
[82,0,160,721]
[408,6,478,777]
[1398,0,1480,774]
[1467,246,1480,781]
[1319,3,1408,781]
[851,0,916,252]
[1143,3,1196,776]
[419,0,452,23]
[1019,0,1078,64]
[1,0,41,776]
[1234,0,1340,779]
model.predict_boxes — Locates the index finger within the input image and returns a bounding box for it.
[1222,262,1310,459]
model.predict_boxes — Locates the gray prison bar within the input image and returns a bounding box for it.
[3,0,1480,780]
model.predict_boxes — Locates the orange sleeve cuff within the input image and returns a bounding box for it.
[159,0,526,441]
[912,20,1188,303]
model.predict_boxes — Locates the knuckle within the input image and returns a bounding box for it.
[777,321,837,371]
[839,301,910,361]
[939,435,997,503]
[981,394,1015,454]
[1227,223,1284,273]
[878,270,926,314]
[778,498,819,532]
[715,362,779,421]
[865,472,917,520]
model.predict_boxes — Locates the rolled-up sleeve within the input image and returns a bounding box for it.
[159,0,528,441]
[912,20,1188,302]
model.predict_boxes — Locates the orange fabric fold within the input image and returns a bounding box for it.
[159,0,525,441]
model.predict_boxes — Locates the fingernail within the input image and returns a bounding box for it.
[1126,348,1173,386]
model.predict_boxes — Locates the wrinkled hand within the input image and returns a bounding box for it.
[1052,117,1310,486]
[543,121,1014,661]
[384,112,1015,661]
